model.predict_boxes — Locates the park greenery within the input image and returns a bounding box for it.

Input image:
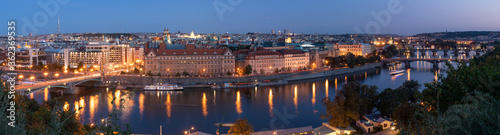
[322,45,500,134]
[228,118,254,135]
[0,82,133,134]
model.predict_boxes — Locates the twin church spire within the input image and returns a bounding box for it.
[163,27,171,44]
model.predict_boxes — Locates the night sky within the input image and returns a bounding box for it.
[1,0,499,36]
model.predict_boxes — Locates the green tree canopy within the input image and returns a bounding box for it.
[244,65,252,75]
[228,118,254,135]
[322,82,378,127]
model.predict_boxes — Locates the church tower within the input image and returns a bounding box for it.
[164,27,171,44]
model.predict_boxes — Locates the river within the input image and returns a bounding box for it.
[29,51,481,134]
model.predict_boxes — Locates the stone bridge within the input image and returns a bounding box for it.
[382,58,469,69]
[24,78,102,95]
[398,48,487,57]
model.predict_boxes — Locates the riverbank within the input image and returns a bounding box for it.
[107,62,382,85]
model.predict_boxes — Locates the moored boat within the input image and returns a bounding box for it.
[144,84,183,91]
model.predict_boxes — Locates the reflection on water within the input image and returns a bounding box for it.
[334,78,338,93]
[44,88,48,101]
[294,85,298,110]
[166,93,171,118]
[325,79,329,98]
[139,93,144,115]
[268,89,273,117]
[63,101,69,111]
[29,53,476,134]
[345,76,347,84]
[202,93,207,117]
[407,69,411,81]
[236,91,242,114]
[311,83,316,106]
[114,90,121,108]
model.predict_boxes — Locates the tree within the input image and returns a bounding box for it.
[226,71,233,76]
[322,82,378,127]
[133,68,139,74]
[392,102,423,130]
[260,69,265,74]
[423,52,500,112]
[345,52,356,68]
[244,65,252,75]
[35,62,45,70]
[274,68,279,73]
[77,62,84,70]
[377,80,421,117]
[383,50,393,59]
[228,118,254,135]
[182,71,189,76]
[400,92,500,135]
[356,56,365,66]
[175,72,181,77]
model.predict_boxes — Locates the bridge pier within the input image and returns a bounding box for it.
[443,50,449,57]
[432,61,439,69]
[404,61,411,68]
[454,50,459,56]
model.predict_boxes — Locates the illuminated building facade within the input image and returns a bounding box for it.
[336,42,374,57]
[144,42,235,76]
[15,48,47,68]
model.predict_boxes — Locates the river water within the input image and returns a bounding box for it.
[30,51,480,134]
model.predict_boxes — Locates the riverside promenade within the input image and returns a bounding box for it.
[109,62,382,85]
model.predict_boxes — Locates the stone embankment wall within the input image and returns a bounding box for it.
[108,62,382,85]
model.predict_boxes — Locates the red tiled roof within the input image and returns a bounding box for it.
[153,48,229,56]
[281,49,305,54]
[245,50,283,59]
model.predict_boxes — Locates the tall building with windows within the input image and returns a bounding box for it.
[86,44,132,64]
[47,48,109,69]
[336,41,374,56]
[236,48,310,74]
[144,42,235,76]
[15,48,47,68]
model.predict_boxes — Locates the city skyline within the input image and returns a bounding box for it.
[2,0,500,36]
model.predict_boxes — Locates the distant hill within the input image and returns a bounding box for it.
[413,31,500,39]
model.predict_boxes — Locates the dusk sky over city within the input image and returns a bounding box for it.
[3,0,500,135]
[2,0,500,35]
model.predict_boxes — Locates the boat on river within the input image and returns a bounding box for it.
[389,70,406,75]
[144,84,183,91]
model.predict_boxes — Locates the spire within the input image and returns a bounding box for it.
[57,17,60,35]
[163,27,167,36]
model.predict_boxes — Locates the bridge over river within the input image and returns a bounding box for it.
[382,58,469,69]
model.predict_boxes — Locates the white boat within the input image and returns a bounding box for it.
[390,70,406,75]
[144,84,183,91]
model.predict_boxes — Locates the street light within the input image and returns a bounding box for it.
[44,72,48,81]
[55,73,59,81]
[184,127,195,135]
[30,76,35,87]
[19,75,24,85]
